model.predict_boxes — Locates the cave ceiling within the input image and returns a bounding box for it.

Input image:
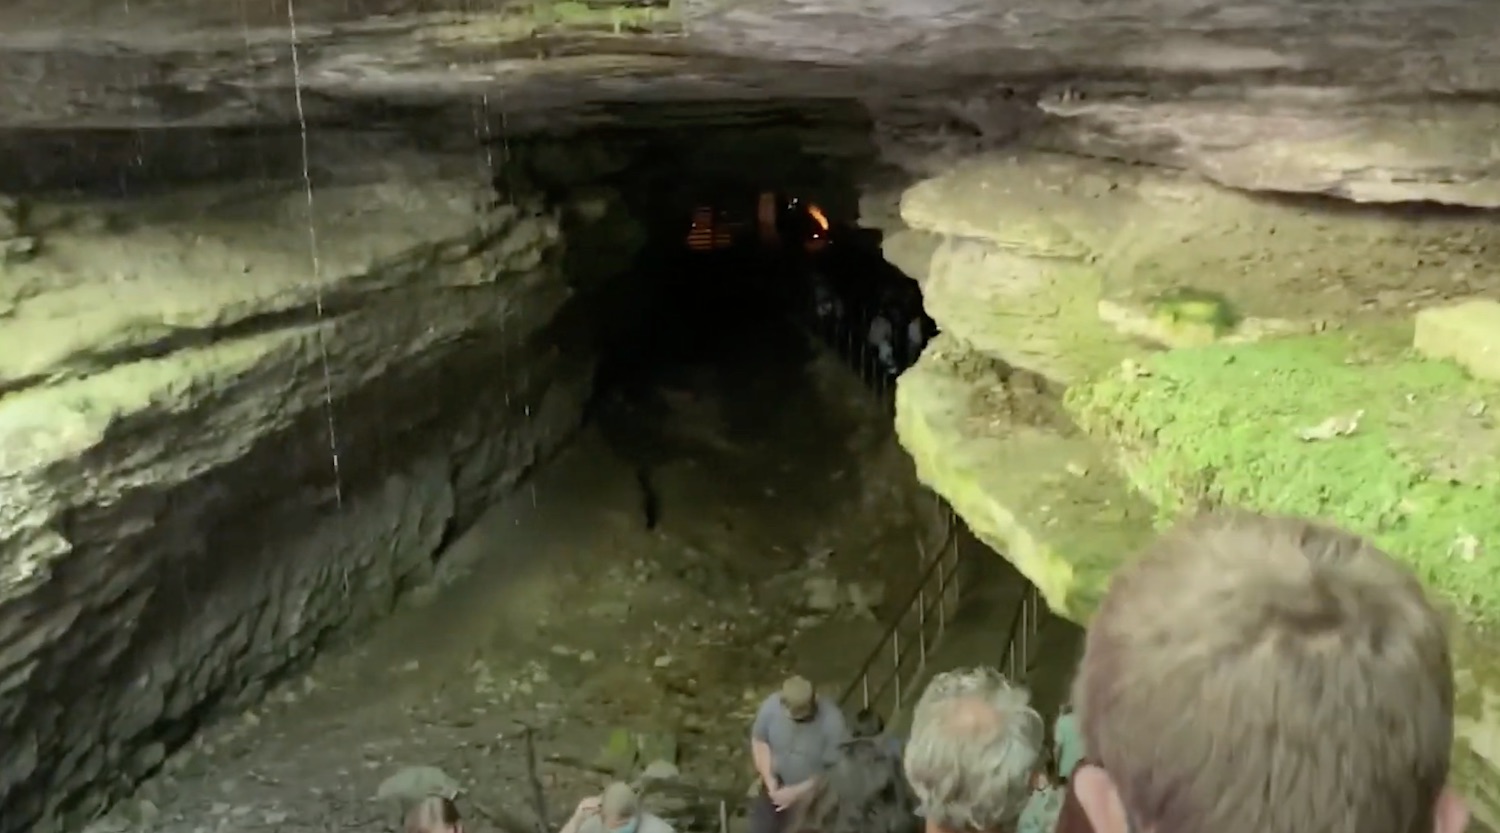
[1,0,1498,204]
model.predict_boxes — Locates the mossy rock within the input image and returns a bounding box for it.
[1064,325,1500,827]
[1144,287,1240,346]
[1066,325,1500,623]
[892,335,1159,620]
[595,727,638,774]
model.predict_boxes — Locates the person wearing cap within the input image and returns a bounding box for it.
[559,782,674,833]
[749,676,849,833]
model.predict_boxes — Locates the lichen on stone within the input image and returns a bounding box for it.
[1066,325,1500,623]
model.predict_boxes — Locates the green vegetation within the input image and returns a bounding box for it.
[1146,286,1239,344]
[1065,326,1500,622]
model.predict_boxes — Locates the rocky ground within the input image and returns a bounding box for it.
[80,344,936,833]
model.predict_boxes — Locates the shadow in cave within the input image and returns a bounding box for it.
[584,180,940,537]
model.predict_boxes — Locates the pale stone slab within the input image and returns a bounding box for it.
[1414,299,1500,383]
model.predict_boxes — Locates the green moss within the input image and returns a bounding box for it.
[1147,287,1239,344]
[1066,326,1500,622]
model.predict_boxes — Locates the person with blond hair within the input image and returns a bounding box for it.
[1069,511,1470,833]
[903,667,1045,833]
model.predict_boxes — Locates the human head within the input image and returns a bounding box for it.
[405,796,462,833]
[782,675,818,722]
[1071,511,1467,833]
[601,781,640,830]
[852,707,886,739]
[903,667,1044,833]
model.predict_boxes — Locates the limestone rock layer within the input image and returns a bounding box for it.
[0,172,599,832]
[889,148,1500,828]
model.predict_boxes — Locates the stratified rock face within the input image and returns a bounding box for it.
[0,170,602,832]
[889,147,1500,826]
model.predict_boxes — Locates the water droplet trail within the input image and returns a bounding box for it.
[285,0,345,508]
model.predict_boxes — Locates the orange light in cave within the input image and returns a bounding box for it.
[806,204,829,233]
[804,203,829,253]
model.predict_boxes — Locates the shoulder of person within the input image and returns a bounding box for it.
[755,693,784,716]
[640,813,676,833]
[576,814,606,833]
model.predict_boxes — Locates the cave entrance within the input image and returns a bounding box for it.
[539,116,940,553]
[14,107,957,833]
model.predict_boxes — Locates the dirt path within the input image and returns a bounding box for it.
[88,349,933,833]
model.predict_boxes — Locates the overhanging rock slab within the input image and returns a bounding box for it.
[893,333,1157,621]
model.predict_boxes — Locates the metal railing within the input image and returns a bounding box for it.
[838,498,962,717]
[806,299,900,405]
[1003,583,1043,682]
[803,289,1048,702]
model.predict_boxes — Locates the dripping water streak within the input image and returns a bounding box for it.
[286,0,346,508]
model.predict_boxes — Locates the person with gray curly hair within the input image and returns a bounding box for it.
[904,667,1045,833]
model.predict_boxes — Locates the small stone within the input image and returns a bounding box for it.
[376,766,460,803]
[802,576,841,612]
[654,655,673,668]
[641,760,680,782]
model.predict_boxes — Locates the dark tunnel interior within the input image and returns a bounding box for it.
[565,131,941,411]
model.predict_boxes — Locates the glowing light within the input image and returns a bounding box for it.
[807,204,829,232]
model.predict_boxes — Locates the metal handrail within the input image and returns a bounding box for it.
[806,296,1046,695]
[837,506,960,715]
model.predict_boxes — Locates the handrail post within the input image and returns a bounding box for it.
[892,628,903,713]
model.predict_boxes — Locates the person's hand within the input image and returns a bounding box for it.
[769,784,805,811]
[574,796,602,818]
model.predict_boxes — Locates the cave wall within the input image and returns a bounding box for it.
[888,149,1500,826]
[0,136,647,833]
[0,106,890,832]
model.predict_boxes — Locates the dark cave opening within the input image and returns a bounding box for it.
[582,189,937,535]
